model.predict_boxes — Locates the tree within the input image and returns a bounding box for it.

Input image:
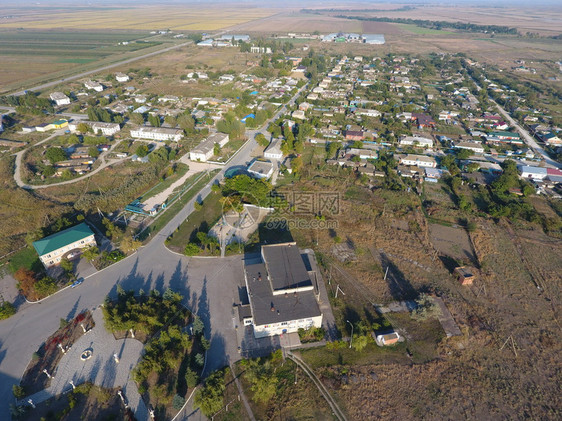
[193,370,225,417]
[129,112,145,126]
[76,122,89,133]
[352,334,370,352]
[14,268,37,299]
[177,113,195,132]
[45,147,67,164]
[192,317,205,335]
[255,133,269,147]
[60,257,74,273]
[185,368,200,388]
[120,235,142,253]
[213,143,221,156]
[326,142,339,158]
[411,293,442,321]
[245,359,278,404]
[291,156,303,174]
[136,144,149,157]
[148,114,161,127]
[12,385,25,399]
[82,246,99,262]
[88,146,99,158]
[42,165,55,177]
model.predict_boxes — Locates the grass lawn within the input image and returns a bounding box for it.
[7,246,42,274]
[166,190,223,253]
[300,342,411,369]
[138,169,219,241]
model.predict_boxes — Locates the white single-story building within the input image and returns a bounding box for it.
[33,223,96,268]
[264,138,283,160]
[188,132,229,162]
[454,141,485,154]
[50,92,71,106]
[84,80,104,92]
[115,72,130,83]
[399,135,434,149]
[247,159,274,179]
[400,154,437,168]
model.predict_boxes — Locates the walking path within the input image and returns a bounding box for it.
[142,161,220,211]
[287,352,347,421]
[229,364,256,421]
[430,296,462,338]
[22,307,148,420]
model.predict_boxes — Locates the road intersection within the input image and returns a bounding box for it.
[0,84,306,419]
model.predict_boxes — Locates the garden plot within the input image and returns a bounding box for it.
[428,223,475,262]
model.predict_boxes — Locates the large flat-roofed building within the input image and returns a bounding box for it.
[243,243,323,338]
[33,223,96,268]
[130,126,183,142]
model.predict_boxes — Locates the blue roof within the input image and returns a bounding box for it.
[250,91,258,95]
[241,113,255,123]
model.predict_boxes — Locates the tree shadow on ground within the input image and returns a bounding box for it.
[65,296,81,321]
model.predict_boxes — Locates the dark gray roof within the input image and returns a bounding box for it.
[245,262,321,326]
[262,243,312,292]
[238,304,252,322]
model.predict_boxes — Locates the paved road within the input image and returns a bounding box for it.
[493,101,561,169]
[470,79,560,169]
[0,83,307,419]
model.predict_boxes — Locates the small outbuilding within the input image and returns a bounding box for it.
[455,266,476,286]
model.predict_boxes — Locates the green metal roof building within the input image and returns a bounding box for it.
[33,223,96,268]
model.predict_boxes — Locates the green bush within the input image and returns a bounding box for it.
[184,243,201,256]
[0,302,17,320]
[12,385,25,399]
[185,368,200,389]
[172,394,186,410]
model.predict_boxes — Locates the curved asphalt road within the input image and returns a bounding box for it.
[0,84,306,420]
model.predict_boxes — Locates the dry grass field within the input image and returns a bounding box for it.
[0,5,277,31]
[314,4,562,35]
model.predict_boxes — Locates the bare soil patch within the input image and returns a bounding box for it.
[428,223,475,263]
[20,311,95,396]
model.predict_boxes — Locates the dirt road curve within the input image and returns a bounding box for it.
[14,137,128,190]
